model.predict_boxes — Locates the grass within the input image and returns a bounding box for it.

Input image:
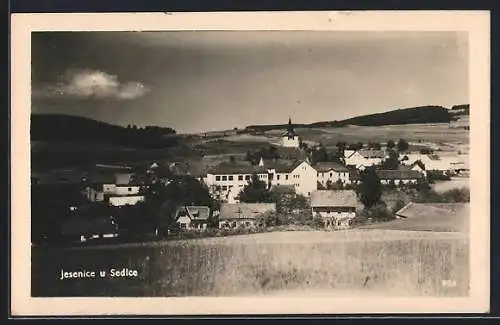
[32,230,469,297]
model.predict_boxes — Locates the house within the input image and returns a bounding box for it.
[344,149,388,170]
[400,153,463,173]
[219,203,276,229]
[310,190,358,230]
[204,158,317,203]
[83,171,147,207]
[393,202,469,232]
[281,117,300,148]
[348,169,423,186]
[376,170,424,185]
[175,205,211,231]
[314,161,350,187]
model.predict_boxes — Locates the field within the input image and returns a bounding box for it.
[432,177,470,193]
[32,230,469,297]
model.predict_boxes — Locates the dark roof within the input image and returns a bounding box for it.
[207,162,267,175]
[176,205,211,221]
[208,159,307,175]
[376,170,423,180]
[314,162,349,172]
[220,203,276,220]
[264,159,304,173]
[310,190,358,208]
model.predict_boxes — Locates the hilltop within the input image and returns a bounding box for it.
[31,113,178,148]
[245,105,467,132]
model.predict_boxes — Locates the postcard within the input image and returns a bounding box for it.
[10,11,490,316]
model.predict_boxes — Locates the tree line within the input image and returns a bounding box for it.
[31,114,178,149]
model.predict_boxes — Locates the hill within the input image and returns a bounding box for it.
[31,114,178,149]
[245,105,459,132]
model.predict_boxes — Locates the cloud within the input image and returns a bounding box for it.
[33,69,150,100]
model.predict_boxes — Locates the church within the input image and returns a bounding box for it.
[281,117,300,148]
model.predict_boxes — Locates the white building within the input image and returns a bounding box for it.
[281,117,300,148]
[314,161,351,187]
[83,172,147,207]
[310,190,358,230]
[400,153,466,173]
[344,149,388,170]
[204,159,318,203]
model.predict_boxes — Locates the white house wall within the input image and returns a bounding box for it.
[109,195,145,207]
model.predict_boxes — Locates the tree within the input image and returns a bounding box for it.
[420,148,433,154]
[237,174,272,203]
[336,141,347,152]
[397,138,409,152]
[357,167,382,208]
[368,142,382,150]
[348,142,363,151]
[380,150,400,170]
[311,144,328,165]
[386,140,395,149]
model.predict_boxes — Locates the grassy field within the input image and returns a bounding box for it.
[32,230,469,297]
[432,178,470,193]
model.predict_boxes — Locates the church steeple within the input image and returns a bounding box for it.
[288,117,292,125]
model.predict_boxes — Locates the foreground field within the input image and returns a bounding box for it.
[32,230,469,297]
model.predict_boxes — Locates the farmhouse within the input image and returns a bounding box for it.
[310,190,358,230]
[83,172,147,207]
[348,169,423,185]
[204,159,317,203]
[376,170,424,185]
[314,161,350,186]
[281,117,300,148]
[400,153,465,174]
[344,149,388,170]
[219,203,276,229]
[175,205,211,231]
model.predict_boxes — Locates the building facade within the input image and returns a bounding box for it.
[219,203,276,229]
[344,149,388,170]
[314,161,351,187]
[310,190,358,230]
[204,159,318,203]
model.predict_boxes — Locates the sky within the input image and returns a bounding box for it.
[31,31,468,134]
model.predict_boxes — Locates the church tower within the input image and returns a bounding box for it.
[281,117,300,148]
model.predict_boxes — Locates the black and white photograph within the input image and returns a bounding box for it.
[11,11,490,315]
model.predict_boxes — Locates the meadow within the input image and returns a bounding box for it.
[32,230,469,297]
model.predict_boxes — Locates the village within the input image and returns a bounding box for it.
[31,117,470,246]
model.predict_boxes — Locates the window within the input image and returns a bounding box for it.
[216,176,221,181]
[277,183,280,186]
[228,175,233,181]
[128,188,132,192]
[238,175,243,181]
[222,186,227,191]
[229,185,233,189]
[285,175,289,180]
[222,176,227,181]
[317,172,319,177]
[239,185,243,188]
[329,172,332,177]
[245,175,250,180]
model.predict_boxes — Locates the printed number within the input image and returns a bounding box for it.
[441,279,457,287]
